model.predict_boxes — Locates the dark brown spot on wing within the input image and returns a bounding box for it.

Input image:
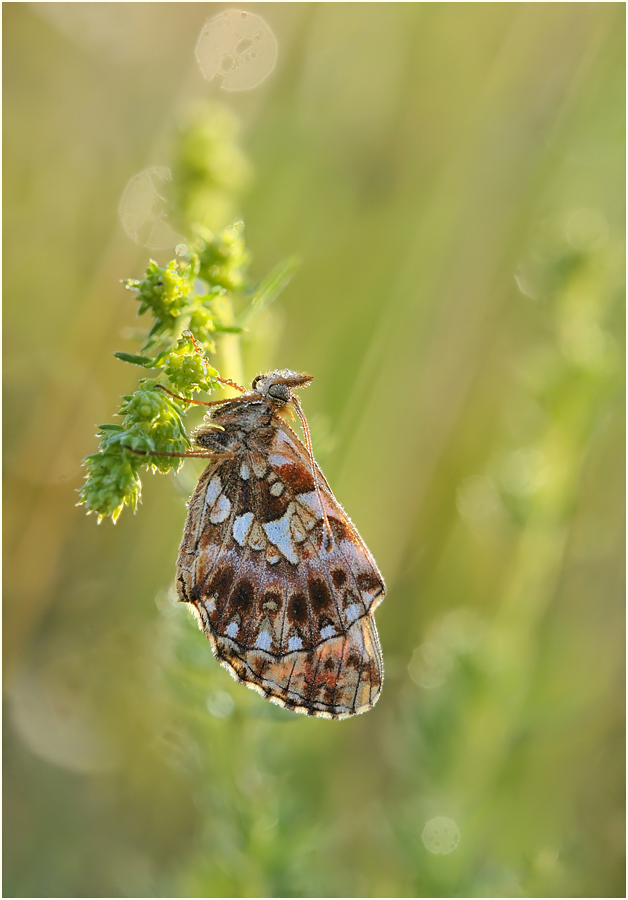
[255,482,290,523]
[330,518,347,541]
[229,579,255,616]
[357,572,384,593]
[234,476,255,510]
[332,569,347,588]
[322,684,336,703]
[206,565,235,606]
[308,576,333,615]
[288,593,308,625]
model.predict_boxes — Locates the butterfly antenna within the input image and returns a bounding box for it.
[291,396,333,551]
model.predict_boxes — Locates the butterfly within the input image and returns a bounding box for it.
[173,369,385,718]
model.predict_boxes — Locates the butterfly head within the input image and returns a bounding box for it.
[251,370,313,407]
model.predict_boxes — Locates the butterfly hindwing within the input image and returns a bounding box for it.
[176,374,385,718]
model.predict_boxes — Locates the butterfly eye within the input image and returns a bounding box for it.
[268,383,291,402]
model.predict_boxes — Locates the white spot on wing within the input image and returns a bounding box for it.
[269,453,292,468]
[210,493,231,523]
[345,603,362,623]
[255,630,273,651]
[320,625,336,639]
[205,475,222,507]
[287,635,303,651]
[240,462,250,480]
[233,512,254,546]
[270,480,284,497]
[206,598,216,613]
[296,490,323,516]
[225,621,239,638]
[263,505,298,564]
[252,456,267,478]
[274,432,300,454]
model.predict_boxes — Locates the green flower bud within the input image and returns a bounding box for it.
[125,258,196,322]
[193,222,250,292]
[120,386,168,425]
[163,334,217,397]
[78,446,141,523]
[188,305,218,353]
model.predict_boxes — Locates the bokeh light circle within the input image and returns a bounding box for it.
[118,167,183,250]
[422,817,461,855]
[196,10,278,92]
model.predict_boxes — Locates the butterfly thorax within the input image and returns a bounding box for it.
[193,369,313,455]
[193,400,276,455]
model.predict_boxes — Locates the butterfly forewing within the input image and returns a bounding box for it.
[176,375,385,718]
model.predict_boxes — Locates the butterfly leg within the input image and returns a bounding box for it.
[155,384,252,408]
[122,445,235,460]
[181,329,248,394]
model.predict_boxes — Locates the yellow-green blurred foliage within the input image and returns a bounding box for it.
[4,4,624,897]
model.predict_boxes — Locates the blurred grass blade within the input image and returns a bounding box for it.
[240,255,301,323]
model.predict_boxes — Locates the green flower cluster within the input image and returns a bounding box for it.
[162,334,218,397]
[79,231,244,522]
[79,381,191,521]
[124,257,198,351]
[119,383,189,466]
[79,100,279,525]
[172,103,252,231]
[80,200,294,522]
[79,434,142,524]
[187,305,218,352]
[129,257,195,320]
[193,221,250,292]
[79,320,224,521]
[123,222,251,356]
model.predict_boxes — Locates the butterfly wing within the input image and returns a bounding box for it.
[176,423,385,718]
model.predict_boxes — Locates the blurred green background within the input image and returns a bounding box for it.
[4,3,625,897]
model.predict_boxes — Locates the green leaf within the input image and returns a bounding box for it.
[114,352,158,367]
